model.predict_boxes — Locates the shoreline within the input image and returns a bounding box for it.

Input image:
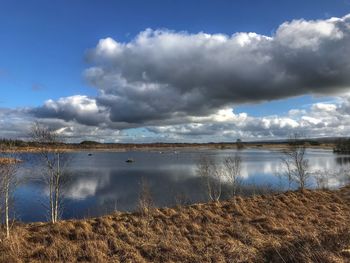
[0,142,336,153]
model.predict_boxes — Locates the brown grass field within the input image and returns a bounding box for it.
[0,187,349,262]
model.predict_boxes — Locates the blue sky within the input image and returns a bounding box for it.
[1,0,349,108]
[1,1,350,141]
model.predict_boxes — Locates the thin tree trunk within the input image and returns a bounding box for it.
[5,183,9,238]
[54,153,60,222]
[54,178,59,222]
[49,174,54,223]
[207,177,213,201]
[216,183,221,202]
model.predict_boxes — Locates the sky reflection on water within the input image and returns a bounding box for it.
[13,149,350,222]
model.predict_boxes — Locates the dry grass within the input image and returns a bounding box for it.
[0,157,21,164]
[1,187,350,262]
[2,141,335,154]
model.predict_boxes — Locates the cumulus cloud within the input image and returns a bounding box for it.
[4,95,350,142]
[74,14,350,127]
[0,107,126,142]
[32,95,109,126]
[146,96,350,141]
[0,108,34,138]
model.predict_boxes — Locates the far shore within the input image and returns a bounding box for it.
[0,142,336,153]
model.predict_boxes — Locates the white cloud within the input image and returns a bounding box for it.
[276,18,344,50]
[44,95,99,114]
[4,93,350,142]
[146,95,350,141]
[33,95,109,126]
[81,13,350,127]
[311,103,337,112]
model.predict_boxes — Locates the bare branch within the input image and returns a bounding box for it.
[29,122,68,223]
[280,133,310,192]
[223,154,242,198]
[196,155,222,202]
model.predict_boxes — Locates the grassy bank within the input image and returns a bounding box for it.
[1,187,350,262]
[0,140,336,153]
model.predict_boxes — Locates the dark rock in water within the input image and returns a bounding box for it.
[88,153,93,156]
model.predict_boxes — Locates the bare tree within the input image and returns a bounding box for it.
[340,166,350,186]
[30,122,68,223]
[281,134,310,192]
[137,178,154,232]
[196,155,222,202]
[0,142,20,238]
[137,178,153,216]
[332,166,350,187]
[280,156,293,190]
[224,154,242,198]
[313,169,330,190]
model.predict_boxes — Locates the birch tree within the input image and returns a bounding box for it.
[224,154,242,198]
[196,155,222,202]
[0,142,20,238]
[30,122,67,223]
[281,134,310,192]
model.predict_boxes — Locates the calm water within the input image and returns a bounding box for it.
[13,148,350,222]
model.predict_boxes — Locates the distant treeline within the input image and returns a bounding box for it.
[0,138,240,149]
[0,137,342,150]
[287,139,321,146]
[334,139,350,153]
[0,138,64,148]
[0,139,29,147]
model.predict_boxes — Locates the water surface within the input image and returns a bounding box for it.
[14,148,350,222]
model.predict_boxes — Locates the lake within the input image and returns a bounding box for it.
[13,148,350,222]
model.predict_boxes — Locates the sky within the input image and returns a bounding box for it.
[1,0,350,142]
